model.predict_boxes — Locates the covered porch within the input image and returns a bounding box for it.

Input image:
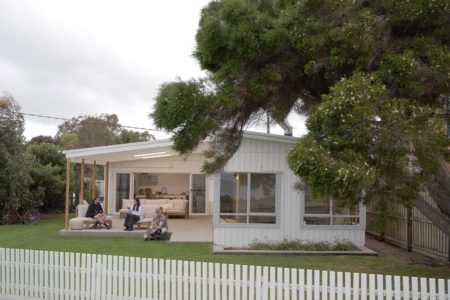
[59,215,213,242]
[62,139,213,241]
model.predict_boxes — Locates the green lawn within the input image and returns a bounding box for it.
[0,214,449,279]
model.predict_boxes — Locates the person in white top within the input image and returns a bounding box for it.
[123,198,143,231]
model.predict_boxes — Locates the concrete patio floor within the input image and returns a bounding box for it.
[59,215,213,243]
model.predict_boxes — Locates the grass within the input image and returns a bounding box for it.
[0,214,449,279]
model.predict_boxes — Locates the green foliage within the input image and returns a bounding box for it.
[288,73,447,209]
[248,239,359,251]
[55,114,154,150]
[0,94,34,209]
[26,143,67,210]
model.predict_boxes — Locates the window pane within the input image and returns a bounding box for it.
[304,217,331,225]
[220,173,247,214]
[250,173,276,213]
[220,215,247,223]
[333,203,360,216]
[249,216,276,224]
[333,217,359,225]
[304,187,330,214]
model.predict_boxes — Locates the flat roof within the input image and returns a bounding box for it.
[64,131,299,164]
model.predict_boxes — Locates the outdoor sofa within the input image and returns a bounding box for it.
[71,204,113,229]
[119,198,189,220]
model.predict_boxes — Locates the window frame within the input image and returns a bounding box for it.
[300,192,366,230]
[216,172,281,228]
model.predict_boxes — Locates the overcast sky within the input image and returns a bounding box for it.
[0,0,306,141]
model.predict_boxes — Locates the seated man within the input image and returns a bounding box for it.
[86,198,110,229]
[144,207,168,240]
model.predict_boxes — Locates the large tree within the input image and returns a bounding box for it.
[27,143,67,211]
[152,0,450,232]
[55,114,155,150]
[0,94,34,209]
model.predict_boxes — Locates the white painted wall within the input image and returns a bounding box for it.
[212,137,366,248]
[134,173,190,195]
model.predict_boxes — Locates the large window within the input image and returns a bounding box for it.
[220,173,277,224]
[303,187,360,226]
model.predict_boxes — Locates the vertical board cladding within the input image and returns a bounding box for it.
[214,135,366,248]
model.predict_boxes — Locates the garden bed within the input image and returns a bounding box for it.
[214,240,377,256]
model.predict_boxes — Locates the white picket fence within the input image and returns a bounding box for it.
[0,248,449,300]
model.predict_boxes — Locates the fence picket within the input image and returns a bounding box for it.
[377,274,383,300]
[299,269,305,300]
[337,272,343,300]
[420,277,428,300]
[429,278,437,300]
[322,271,328,300]
[277,267,283,300]
[360,273,367,300]
[154,258,159,300]
[307,269,313,300]
[242,265,249,300]
[183,260,189,300]
[284,268,290,300]
[344,272,351,300]
[291,268,298,300]
[393,276,401,300]
[173,260,178,300]
[255,266,262,300]
[215,263,221,300]
[249,265,255,300]
[437,279,445,300]
[411,276,419,300]
[386,275,392,300]
[403,276,410,300]
[160,259,166,299]
[314,269,320,300]
[229,264,235,300]
[269,267,276,300]
[202,262,208,300]
[178,260,183,300]
[222,263,228,300]
[262,266,269,300]
[235,264,241,300]
[330,271,336,300]
[353,272,359,300]
[165,259,171,300]
[0,247,449,300]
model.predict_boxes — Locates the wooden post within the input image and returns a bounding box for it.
[407,207,412,252]
[79,158,84,205]
[64,159,71,231]
[104,162,109,213]
[92,160,96,201]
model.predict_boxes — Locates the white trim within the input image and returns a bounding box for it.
[215,172,281,228]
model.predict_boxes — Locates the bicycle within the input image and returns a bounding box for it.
[1,206,40,225]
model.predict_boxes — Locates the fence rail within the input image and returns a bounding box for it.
[367,197,449,260]
[0,248,449,300]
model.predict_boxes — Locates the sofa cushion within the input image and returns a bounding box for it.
[143,205,160,218]
[171,200,187,211]
[77,204,89,217]
[161,203,174,211]
[122,199,134,209]
[143,199,168,206]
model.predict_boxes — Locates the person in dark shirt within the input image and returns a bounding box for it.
[86,198,109,229]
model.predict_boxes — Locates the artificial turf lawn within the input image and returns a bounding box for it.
[0,214,448,279]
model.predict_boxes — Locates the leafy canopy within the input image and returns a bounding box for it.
[152,0,449,177]
[55,114,154,150]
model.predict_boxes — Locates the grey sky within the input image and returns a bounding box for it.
[0,0,306,141]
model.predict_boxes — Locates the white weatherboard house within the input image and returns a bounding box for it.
[64,131,366,248]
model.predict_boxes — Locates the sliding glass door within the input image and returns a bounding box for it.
[115,173,130,212]
[191,174,206,214]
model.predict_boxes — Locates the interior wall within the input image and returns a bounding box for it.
[134,173,190,195]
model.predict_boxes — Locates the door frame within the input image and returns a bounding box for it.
[189,173,208,215]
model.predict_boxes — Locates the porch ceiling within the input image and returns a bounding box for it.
[64,139,206,165]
